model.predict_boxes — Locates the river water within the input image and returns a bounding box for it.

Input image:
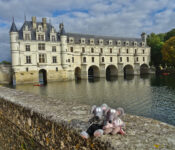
[8,75,175,126]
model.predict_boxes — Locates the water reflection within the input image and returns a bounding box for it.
[8,75,175,126]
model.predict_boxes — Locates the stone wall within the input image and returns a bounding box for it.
[14,70,74,84]
[0,86,175,150]
[0,64,11,84]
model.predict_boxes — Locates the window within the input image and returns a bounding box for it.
[110,57,112,62]
[119,48,120,54]
[56,67,58,72]
[100,48,103,53]
[52,46,56,52]
[127,57,129,62]
[38,34,44,41]
[38,43,45,50]
[52,56,57,63]
[120,57,122,62]
[83,57,86,63]
[24,34,30,40]
[39,54,46,63]
[68,59,70,63]
[26,56,31,64]
[136,57,139,62]
[26,68,29,72]
[102,57,104,62]
[82,47,85,53]
[143,57,145,61]
[135,49,137,54]
[110,48,112,53]
[72,57,74,63]
[91,48,94,53]
[126,49,129,54]
[92,57,94,62]
[70,47,73,52]
[26,45,30,51]
[143,49,145,54]
[52,36,56,41]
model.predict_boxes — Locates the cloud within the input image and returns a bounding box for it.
[0,0,175,61]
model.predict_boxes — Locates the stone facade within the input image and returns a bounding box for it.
[10,17,151,84]
[0,86,175,150]
[0,64,11,84]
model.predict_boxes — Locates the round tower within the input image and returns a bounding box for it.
[60,23,68,69]
[10,18,19,67]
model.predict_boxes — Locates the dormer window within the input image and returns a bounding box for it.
[38,34,44,41]
[90,38,94,44]
[24,34,30,40]
[126,41,129,46]
[38,25,43,32]
[99,39,103,45]
[69,37,74,43]
[117,40,121,46]
[109,40,113,45]
[51,35,56,41]
[51,27,55,33]
[134,42,137,46]
[25,25,28,31]
[81,38,85,44]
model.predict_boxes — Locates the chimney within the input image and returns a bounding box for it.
[32,16,36,29]
[42,18,47,30]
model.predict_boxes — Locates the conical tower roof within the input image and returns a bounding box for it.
[10,18,18,32]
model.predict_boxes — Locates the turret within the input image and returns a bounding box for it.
[60,23,68,69]
[10,18,19,66]
[141,32,147,45]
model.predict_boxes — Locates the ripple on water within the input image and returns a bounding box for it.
[5,75,175,126]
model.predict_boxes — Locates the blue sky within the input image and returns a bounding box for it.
[1,0,175,62]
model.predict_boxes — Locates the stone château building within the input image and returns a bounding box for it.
[10,16,151,84]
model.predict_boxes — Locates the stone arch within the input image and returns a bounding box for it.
[75,67,81,80]
[106,65,118,77]
[88,65,100,78]
[123,65,134,75]
[140,64,149,74]
[39,69,47,85]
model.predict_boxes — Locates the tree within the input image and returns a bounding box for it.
[147,33,164,66]
[164,28,175,41]
[162,36,175,66]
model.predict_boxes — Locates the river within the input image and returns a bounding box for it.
[7,74,175,126]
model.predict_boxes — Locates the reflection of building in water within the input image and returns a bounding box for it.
[10,16,151,84]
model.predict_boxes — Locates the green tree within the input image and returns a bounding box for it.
[147,33,164,66]
[162,36,175,66]
[164,28,175,41]
[0,61,11,65]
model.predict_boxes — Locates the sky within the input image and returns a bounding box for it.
[1,0,175,62]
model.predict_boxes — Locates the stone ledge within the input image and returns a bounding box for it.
[0,86,175,150]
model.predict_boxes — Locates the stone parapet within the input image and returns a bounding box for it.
[0,87,175,150]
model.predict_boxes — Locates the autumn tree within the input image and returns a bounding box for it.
[162,36,175,66]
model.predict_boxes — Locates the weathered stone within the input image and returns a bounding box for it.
[0,86,175,150]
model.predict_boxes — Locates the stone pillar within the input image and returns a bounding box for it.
[134,63,140,75]
[118,63,124,76]
[100,65,105,78]
[81,65,88,79]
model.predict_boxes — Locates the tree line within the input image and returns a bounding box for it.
[147,28,175,67]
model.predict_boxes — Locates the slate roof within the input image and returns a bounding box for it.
[16,21,145,47]
[18,21,58,41]
[10,22,18,32]
[66,33,143,46]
